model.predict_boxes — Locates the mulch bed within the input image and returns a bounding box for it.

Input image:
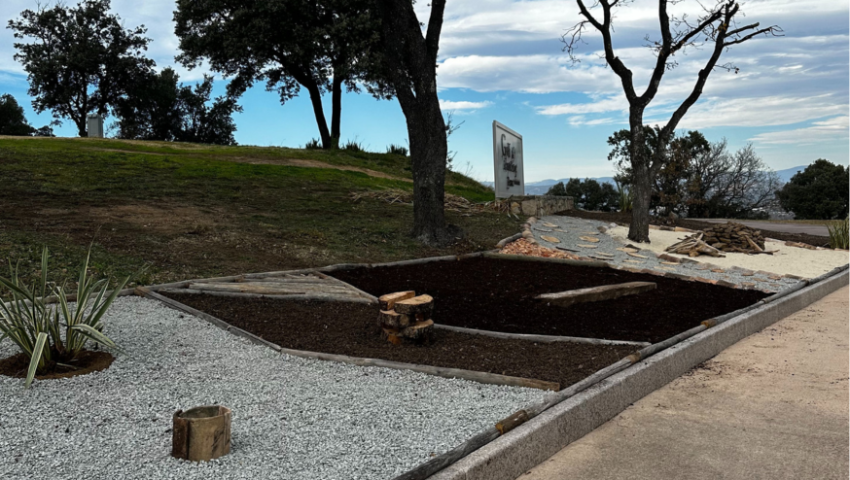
[561,209,831,247]
[163,293,637,390]
[0,350,114,380]
[331,257,767,343]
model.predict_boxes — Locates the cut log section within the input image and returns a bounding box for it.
[402,319,434,341]
[536,281,657,307]
[394,294,434,315]
[378,291,416,310]
[377,310,412,329]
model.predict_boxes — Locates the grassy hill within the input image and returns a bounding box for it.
[0,136,519,288]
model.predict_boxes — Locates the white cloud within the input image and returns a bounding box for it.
[750,116,850,145]
[668,95,847,129]
[537,95,627,116]
[439,99,493,110]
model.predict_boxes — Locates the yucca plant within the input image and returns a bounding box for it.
[827,216,849,249]
[0,247,128,388]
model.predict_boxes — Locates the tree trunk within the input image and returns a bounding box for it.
[304,81,332,149]
[330,76,342,149]
[402,94,449,245]
[627,106,652,243]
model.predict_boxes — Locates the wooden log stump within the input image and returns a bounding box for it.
[172,405,231,462]
[378,291,416,310]
[402,319,434,342]
[377,310,412,329]
[394,294,434,315]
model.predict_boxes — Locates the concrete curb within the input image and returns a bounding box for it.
[430,269,849,480]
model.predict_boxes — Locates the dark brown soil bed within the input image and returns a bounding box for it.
[330,257,767,343]
[0,350,114,380]
[561,209,830,247]
[163,293,637,390]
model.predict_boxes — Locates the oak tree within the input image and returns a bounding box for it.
[8,0,154,137]
[368,0,453,245]
[174,0,377,149]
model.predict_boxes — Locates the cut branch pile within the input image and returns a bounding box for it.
[350,189,510,216]
[666,222,772,257]
[377,291,435,344]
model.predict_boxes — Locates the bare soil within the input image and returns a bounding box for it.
[562,210,831,247]
[162,293,636,390]
[331,257,767,343]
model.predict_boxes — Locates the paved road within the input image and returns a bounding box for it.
[519,285,849,480]
[700,219,830,237]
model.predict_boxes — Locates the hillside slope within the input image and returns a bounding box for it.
[0,137,516,288]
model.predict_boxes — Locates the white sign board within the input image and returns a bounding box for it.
[492,121,524,198]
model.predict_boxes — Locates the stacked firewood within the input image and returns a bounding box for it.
[666,222,772,257]
[377,291,435,344]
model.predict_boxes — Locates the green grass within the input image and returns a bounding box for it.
[0,137,515,287]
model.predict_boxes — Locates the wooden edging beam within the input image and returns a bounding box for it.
[535,281,657,307]
[155,288,373,304]
[433,324,650,347]
[134,287,559,392]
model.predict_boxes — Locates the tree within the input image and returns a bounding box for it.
[0,94,55,137]
[368,0,451,244]
[608,127,709,215]
[0,94,36,136]
[174,0,377,149]
[114,68,240,145]
[566,0,781,242]
[8,0,155,137]
[777,160,849,220]
[547,178,619,211]
[687,142,781,218]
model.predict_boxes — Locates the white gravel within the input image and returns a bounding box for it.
[0,296,543,479]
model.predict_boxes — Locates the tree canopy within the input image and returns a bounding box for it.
[8,0,155,137]
[174,0,377,149]
[114,68,240,145]
[0,94,55,137]
[777,160,849,220]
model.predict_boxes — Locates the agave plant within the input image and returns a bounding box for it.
[0,247,128,388]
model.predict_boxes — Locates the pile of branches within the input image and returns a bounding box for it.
[350,189,511,216]
[666,222,773,257]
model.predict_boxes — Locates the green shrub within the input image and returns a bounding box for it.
[304,138,322,149]
[0,247,128,388]
[827,217,849,249]
[386,144,408,156]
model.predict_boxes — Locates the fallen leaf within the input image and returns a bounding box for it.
[540,235,561,244]
[579,236,600,243]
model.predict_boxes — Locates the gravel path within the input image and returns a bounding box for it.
[0,296,542,480]
[530,216,803,293]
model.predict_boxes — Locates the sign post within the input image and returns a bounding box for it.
[492,121,524,198]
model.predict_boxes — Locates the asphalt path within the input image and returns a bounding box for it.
[700,219,830,236]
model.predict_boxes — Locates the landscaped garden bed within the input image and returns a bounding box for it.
[0,296,544,479]
[161,293,637,390]
[330,256,768,343]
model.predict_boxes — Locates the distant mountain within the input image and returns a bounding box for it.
[775,165,807,184]
[482,166,808,195]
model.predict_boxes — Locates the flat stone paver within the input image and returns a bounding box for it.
[517,285,850,480]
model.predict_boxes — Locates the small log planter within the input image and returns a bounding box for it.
[172,405,232,462]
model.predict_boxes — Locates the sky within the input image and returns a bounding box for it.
[0,0,847,183]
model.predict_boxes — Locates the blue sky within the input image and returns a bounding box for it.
[1,0,847,183]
